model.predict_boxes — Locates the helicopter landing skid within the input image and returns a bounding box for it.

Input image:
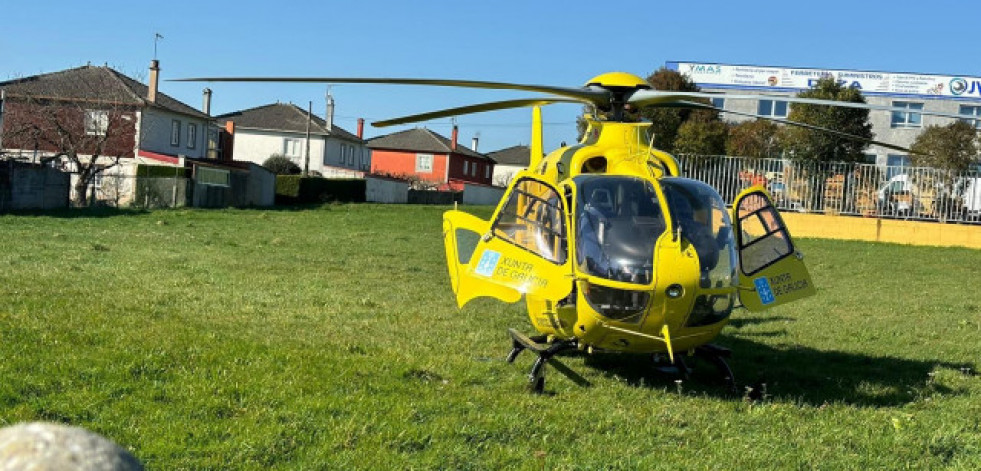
[653,344,736,391]
[506,328,580,393]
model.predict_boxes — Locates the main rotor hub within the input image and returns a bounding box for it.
[584,72,651,90]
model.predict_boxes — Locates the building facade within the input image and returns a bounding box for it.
[667,61,981,168]
[487,144,530,187]
[216,102,367,177]
[367,127,494,190]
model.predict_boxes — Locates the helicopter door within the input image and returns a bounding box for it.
[443,177,573,309]
[732,186,816,311]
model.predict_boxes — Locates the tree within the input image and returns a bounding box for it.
[641,68,720,152]
[727,119,782,158]
[262,154,302,175]
[674,120,728,156]
[909,120,979,175]
[778,77,872,163]
[1,92,135,206]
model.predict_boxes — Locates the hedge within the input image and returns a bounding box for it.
[275,176,366,204]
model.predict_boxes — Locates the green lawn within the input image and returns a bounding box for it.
[1,204,979,469]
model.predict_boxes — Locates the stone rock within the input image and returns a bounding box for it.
[0,422,143,471]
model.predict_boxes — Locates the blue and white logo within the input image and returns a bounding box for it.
[474,250,501,277]
[951,78,969,95]
[754,277,776,305]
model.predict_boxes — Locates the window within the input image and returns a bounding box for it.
[576,176,665,284]
[187,123,197,149]
[171,120,181,146]
[485,165,491,179]
[758,99,788,118]
[196,167,230,187]
[960,105,981,129]
[493,178,566,263]
[735,192,792,275]
[283,138,302,158]
[886,154,911,179]
[891,101,923,128]
[347,146,354,165]
[463,161,469,175]
[207,129,221,159]
[711,97,725,109]
[84,110,108,136]
[416,153,433,172]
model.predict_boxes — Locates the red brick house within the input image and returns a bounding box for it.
[367,127,494,190]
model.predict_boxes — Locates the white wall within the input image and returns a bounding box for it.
[365,176,408,203]
[232,129,327,171]
[492,164,525,187]
[139,109,209,159]
[462,183,505,205]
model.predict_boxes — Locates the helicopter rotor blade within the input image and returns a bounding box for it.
[668,100,918,154]
[629,89,973,122]
[371,98,583,127]
[172,76,610,106]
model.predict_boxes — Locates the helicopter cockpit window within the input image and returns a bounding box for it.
[736,193,793,275]
[574,176,666,285]
[492,179,567,264]
[660,178,738,289]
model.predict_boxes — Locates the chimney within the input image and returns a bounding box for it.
[148,59,160,103]
[451,125,458,151]
[357,118,364,139]
[471,136,479,152]
[325,92,335,130]
[202,88,212,115]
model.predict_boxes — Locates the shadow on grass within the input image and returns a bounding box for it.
[572,335,974,407]
[1,202,458,219]
[1,206,151,219]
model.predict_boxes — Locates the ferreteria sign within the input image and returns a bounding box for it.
[665,61,981,100]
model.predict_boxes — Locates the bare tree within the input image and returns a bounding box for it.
[2,92,136,206]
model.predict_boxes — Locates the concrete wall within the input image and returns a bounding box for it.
[0,165,69,210]
[246,163,276,207]
[462,183,505,205]
[365,176,408,203]
[781,212,981,249]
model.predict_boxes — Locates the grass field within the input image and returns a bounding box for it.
[1,204,980,469]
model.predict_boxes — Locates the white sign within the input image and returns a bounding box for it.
[668,62,981,100]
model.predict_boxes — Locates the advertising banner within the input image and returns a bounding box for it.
[667,62,981,100]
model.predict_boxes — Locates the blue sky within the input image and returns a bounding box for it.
[2,0,977,153]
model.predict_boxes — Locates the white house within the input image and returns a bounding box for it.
[0,60,215,204]
[217,100,367,177]
[487,145,531,187]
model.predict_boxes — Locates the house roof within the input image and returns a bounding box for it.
[0,65,209,119]
[367,128,491,161]
[486,145,531,166]
[215,103,362,142]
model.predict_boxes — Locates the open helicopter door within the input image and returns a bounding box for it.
[732,186,816,311]
[443,177,574,308]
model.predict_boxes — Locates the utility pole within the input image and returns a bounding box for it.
[304,101,312,176]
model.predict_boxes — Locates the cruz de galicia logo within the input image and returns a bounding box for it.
[950,77,968,95]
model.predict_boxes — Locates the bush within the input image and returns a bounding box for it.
[275,176,366,204]
[263,154,302,175]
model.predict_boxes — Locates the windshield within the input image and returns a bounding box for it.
[574,176,666,284]
[660,178,737,289]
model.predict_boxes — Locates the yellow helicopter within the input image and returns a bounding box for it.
[179,71,943,392]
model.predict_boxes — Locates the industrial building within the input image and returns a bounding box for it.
[667,61,981,168]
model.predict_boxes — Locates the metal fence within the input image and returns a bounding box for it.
[676,155,981,224]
